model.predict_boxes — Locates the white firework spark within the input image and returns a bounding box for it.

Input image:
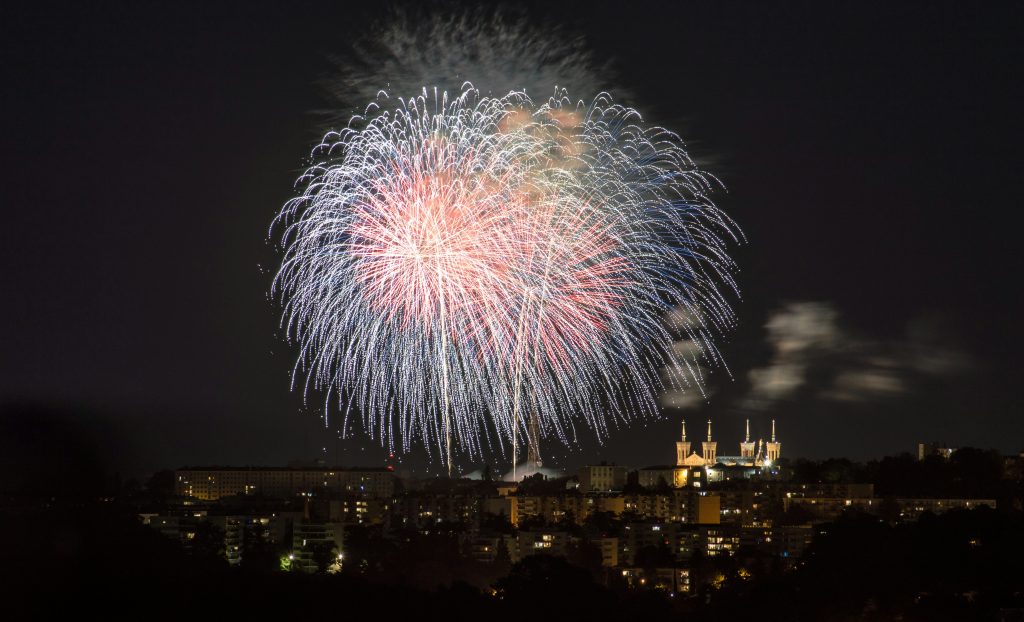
[273,87,741,469]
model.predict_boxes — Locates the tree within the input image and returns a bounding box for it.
[583,510,619,536]
[517,472,548,494]
[240,520,279,572]
[481,511,514,535]
[878,495,901,524]
[145,470,175,499]
[306,540,338,574]
[778,503,816,526]
[557,509,583,535]
[518,514,549,530]
[622,470,644,494]
[635,543,674,572]
[493,536,512,577]
[495,554,614,617]
[566,539,603,577]
[189,521,226,564]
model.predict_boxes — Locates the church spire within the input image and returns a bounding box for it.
[702,420,717,463]
[741,418,756,459]
[676,419,691,466]
[766,419,781,463]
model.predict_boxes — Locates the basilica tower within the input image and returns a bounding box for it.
[740,418,756,459]
[766,419,781,463]
[676,420,691,465]
[702,419,717,464]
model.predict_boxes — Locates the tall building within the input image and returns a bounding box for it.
[174,466,396,501]
[637,464,701,489]
[578,464,628,492]
[693,493,721,525]
[291,520,343,573]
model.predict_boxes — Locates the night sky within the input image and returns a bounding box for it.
[2,1,1021,478]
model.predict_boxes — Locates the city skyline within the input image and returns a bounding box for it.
[3,3,1022,618]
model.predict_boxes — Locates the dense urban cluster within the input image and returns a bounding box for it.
[5,425,1024,620]
[95,429,1008,617]
[153,460,1003,589]
[144,424,1010,595]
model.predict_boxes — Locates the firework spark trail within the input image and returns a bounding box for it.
[273,87,742,470]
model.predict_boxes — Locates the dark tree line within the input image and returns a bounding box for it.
[786,447,1012,500]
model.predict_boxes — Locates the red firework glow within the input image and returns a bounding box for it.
[349,137,627,371]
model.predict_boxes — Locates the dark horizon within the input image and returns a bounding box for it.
[0,398,1012,483]
[2,1,1021,478]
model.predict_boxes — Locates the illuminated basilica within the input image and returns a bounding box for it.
[676,419,781,469]
[640,418,783,489]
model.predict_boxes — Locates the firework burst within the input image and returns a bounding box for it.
[273,87,741,469]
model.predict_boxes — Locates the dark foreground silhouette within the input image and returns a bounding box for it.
[3,496,1023,621]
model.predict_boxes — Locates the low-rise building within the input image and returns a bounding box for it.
[895,498,996,521]
[620,567,691,593]
[291,520,343,573]
[466,534,504,563]
[691,493,721,525]
[784,496,878,521]
[175,466,396,501]
[596,536,619,567]
[701,525,741,557]
[579,464,628,492]
[514,530,570,562]
[739,524,814,559]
